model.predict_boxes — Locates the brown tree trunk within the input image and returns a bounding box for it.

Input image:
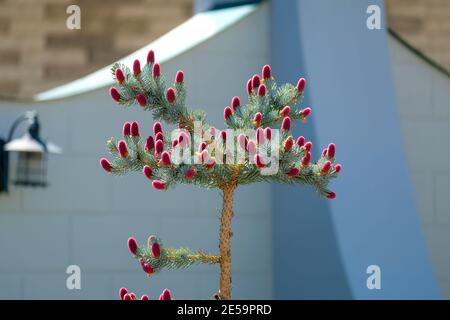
[218,184,235,299]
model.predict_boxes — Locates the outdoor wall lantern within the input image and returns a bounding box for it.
[0,111,61,193]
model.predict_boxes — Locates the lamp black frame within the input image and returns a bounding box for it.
[0,111,47,193]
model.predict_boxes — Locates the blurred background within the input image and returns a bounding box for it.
[0,0,449,299]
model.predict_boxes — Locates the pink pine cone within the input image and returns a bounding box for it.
[117,140,128,158]
[100,158,112,173]
[136,94,147,107]
[147,49,155,64]
[130,122,140,137]
[281,116,291,132]
[223,106,233,120]
[262,64,271,79]
[115,68,125,84]
[152,180,166,190]
[133,59,141,76]
[166,87,176,103]
[175,70,184,83]
[143,165,153,180]
[152,63,161,77]
[122,122,131,136]
[152,242,161,258]
[153,122,163,135]
[281,106,291,117]
[327,143,336,158]
[109,87,121,102]
[231,96,240,112]
[296,77,306,92]
[119,287,128,300]
[145,136,155,152]
[127,237,139,255]
[160,289,172,300]
[257,84,266,97]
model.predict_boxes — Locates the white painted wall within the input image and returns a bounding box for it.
[390,35,450,299]
[0,4,271,299]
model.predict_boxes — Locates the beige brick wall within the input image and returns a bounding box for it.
[386,0,450,73]
[0,0,193,98]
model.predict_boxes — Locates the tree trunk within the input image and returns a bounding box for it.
[218,184,235,299]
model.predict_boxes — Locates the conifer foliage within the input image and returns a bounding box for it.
[100,50,341,300]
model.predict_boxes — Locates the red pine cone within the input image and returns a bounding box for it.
[155,132,164,142]
[145,136,155,152]
[123,293,132,300]
[288,167,300,177]
[280,106,291,117]
[131,121,140,137]
[224,106,233,120]
[172,139,179,148]
[133,59,141,76]
[166,87,176,103]
[153,122,163,135]
[326,192,336,199]
[123,122,131,136]
[296,77,306,92]
[296,136,305,147]
[284,136,294,152]
[136,94,147,107]
[109,87,121,102]
[129,293,136,300]
[322,148,328,157]
[175,70,184,83]
[257,84,266,96]
[152,63,161,77]
[155,140,164,155]
[185,167,196,179]
[152,180,166,190]
[141,262,154,274]
[220,130,227,142]
[321,161,332,174]
[147,50,155,64]
[252,74,261,89]
[327,143,336,158]
[246,78,253,95]
[141,295,149,301]
[118,140,128,158]
[334,164,342,173]
[301,151,311,166]
[160,151,171,166]
[253,112,263,126]
[119,287,128,300]
[100,158,112,173]
[152,242,161,258]
[127,237,138,255]
[304,141,312,152]
[231,96,240,112]
[178,132,190,147]
[143,165,153,180]
[160,289,172,300]
[300,107,312,118]
[115,68,125,84]
[281,116,291,132]
[262,64,271,79]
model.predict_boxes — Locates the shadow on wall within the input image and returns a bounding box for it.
[271,0,352,299]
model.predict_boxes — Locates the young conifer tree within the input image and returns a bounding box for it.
[100,50,341,300]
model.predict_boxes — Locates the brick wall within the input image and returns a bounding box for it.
[386,0,450,72]
[0,0,193,98]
